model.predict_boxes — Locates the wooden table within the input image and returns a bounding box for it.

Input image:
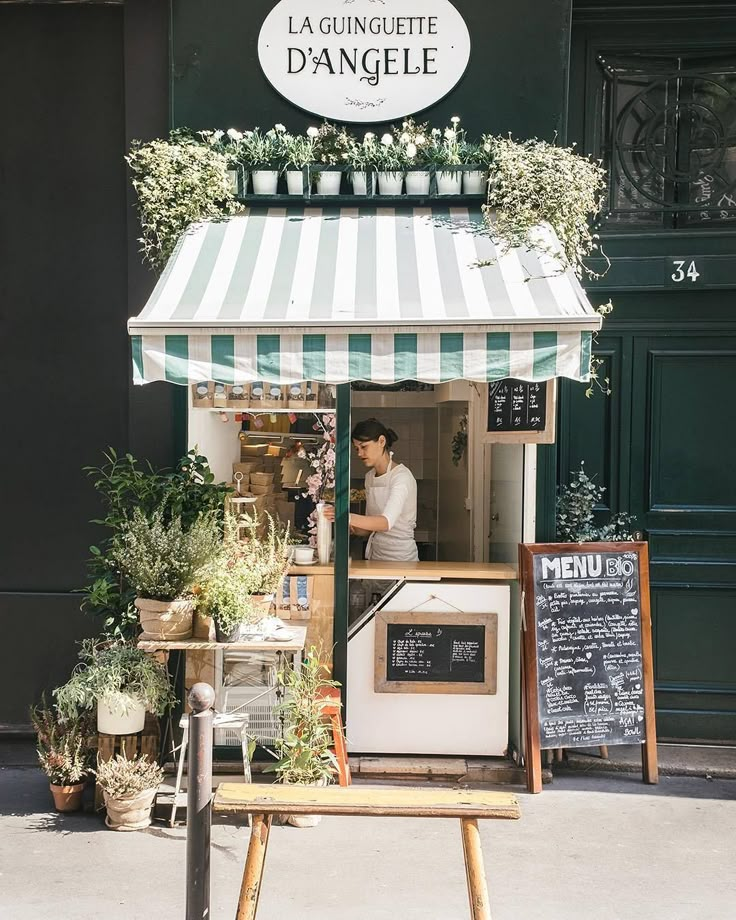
[214,782,521,920]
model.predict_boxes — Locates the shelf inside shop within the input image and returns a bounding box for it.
[206,407,334,414]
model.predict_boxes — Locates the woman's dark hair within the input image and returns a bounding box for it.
[351,418,399,451]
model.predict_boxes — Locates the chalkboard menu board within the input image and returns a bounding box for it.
[386,623,485,683]
[375,611,498,695]
[520,542,658,793]
[488,380,546,432]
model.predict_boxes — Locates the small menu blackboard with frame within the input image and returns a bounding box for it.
[519,542,658,793]
[375,610,498,695]
[483,379,556,444]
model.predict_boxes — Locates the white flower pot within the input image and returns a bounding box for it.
[286,170,305,195]
[436,170,463,195]
[351,171,369,195]
[97,695,147,735]
[252,170,279,195]
[377,171,404,195]
[315,171,342,195]
[405,171,430,195]
[226,168,240,195]
[463,170,487,194]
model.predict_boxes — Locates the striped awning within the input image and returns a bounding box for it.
[128,207,601,386]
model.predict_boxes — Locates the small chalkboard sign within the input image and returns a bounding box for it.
[483,379,556,444]
[375,611,498,695]
[519,542,658,793]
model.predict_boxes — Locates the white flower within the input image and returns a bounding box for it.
[402,121,409,129]
[406,143,417,159]
[451,116,460,125]
[307,126,319,138]
[226,128,242,141]
[415,135,426,146]
[381,133,393,146]
[364,132,375,141]
[483,142,491,152]
[444,127,455,140]
[274,123,286,133]
[400,132,410,144]
[212,129,224,141]
[431,127,441,136]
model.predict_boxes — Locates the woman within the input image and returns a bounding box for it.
[325,418,418,562]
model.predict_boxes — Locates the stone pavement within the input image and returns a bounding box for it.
[1,743,734,920]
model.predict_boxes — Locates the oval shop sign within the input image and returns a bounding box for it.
[257,0,471,124]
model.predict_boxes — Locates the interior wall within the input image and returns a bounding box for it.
[437,404,471,561]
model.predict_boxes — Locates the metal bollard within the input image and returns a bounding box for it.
[186,682,215,920]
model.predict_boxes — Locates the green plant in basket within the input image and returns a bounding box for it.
[94,753,164,800]
[266,646,340,786]
[110,506,221,603]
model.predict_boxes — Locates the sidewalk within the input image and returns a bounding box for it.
[1,743,734,920]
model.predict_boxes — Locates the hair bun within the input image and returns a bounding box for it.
[386,427,399,446]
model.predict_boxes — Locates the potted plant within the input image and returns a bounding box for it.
[345,131,379,195]
[266,647,340,827]
[239,126,285,194]
[279,127,315,195]
[31,698,93,812]
[234,511,292,615]
[426,116,465,194]
[374,132,407,196]
[111,506,221,640]
[95,753,164,830]
[395,118,431,195]
[198,127,248,195]
[311,121,352,195]
[55,640,176,735]
[460,140,489,195]
[557,462,637,542]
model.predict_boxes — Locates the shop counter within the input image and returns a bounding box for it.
[288,560,517,580]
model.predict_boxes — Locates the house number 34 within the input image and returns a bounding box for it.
[671,259,700,283]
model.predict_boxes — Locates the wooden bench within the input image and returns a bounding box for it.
[213,783,521,920]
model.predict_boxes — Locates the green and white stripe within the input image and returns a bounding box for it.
[128,207,601,385]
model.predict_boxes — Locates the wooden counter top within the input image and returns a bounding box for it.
[289,561,517,580]
[350,560,517,581]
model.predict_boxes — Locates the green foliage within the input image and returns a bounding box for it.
[111,507,220,601]
[393,117,431,167]
[372,131,409,172]
[31,697,94,785]
[556,462,637,543]
[311,121,353,167]
[238,126,286,168]
[82,448,230,637]
[54,640,176,721]
[344,131,380,172]
[94,753,164,799]
[278,129,316,170]
[233,512,292,596]
[126,134,242,270]
[483,135,606,279]
[425,117,465,167]
[266,646,340,785]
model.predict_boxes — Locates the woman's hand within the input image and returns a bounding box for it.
[321,504,335,522]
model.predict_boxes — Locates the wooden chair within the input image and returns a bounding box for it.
[214,783,521,920]
[316,686,351,786]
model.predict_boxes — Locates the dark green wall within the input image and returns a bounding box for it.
[171,0,573,138]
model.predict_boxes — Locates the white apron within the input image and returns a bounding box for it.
[365,459,419,562]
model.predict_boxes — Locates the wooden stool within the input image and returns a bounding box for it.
[214,783,521,920]
[316,686,351,786]
[94,713,160,809]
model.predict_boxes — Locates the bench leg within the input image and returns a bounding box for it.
[236,814,271,920]
[460,818,492,920]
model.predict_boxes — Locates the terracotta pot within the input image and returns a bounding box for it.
[50,782,85,813]
[103,787,157,831]
[135,597,194,640]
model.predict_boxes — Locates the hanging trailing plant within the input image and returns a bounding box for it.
[451,413,468,466]
[126,133,242,270]
[482,134,607,280]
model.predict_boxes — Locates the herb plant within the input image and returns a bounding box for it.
[238,126,285,169]
[31,698,94,785]
[278,129,316,170]
[95,753,164,799]
[393,117,430,167]
[266,646,340,785]
[110,507,220,601]
[126,134,241,270]
[373,132,408,173]
[311,121,353,167]
[345,131,380,173]
[556,462,637,542]
[55,641,177,721]
[425,116,465,168]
